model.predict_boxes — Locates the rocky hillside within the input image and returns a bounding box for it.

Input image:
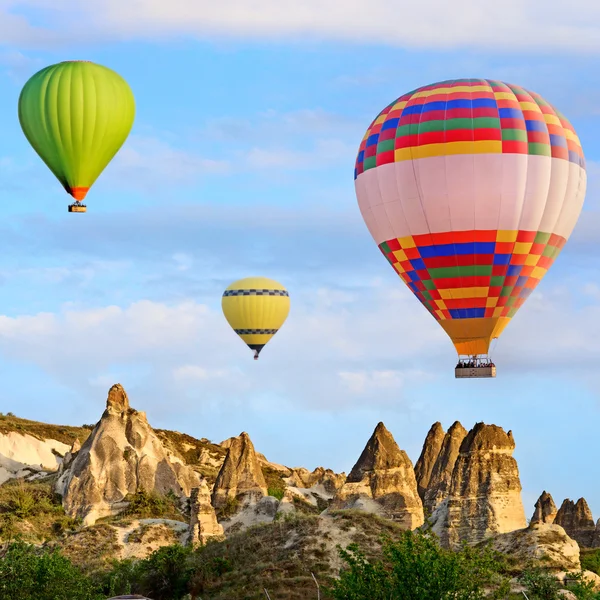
[1,382,600,597]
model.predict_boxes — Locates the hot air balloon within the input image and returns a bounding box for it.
[354,79,586,378]
[18,61,135,213]
[222,277,290,360]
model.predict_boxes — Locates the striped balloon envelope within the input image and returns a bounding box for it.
[222,277,290,360]
[354,79,586,361]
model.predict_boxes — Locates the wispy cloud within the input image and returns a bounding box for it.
[0,278,599,416]
[4,0,600,53]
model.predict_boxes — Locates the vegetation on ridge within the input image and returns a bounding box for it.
[1,515,599,599]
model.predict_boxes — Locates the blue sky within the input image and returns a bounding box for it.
[0,0,599,520]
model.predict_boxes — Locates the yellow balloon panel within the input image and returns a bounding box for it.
[222,277,290,355]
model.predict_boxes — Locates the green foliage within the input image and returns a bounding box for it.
[326,528,509,600]
[582,550,600,576]
[0,412,91,446]
[121,489,180,520]
[563,571,600,600]
[268,487,285,501]
[137,544,194,600]
[0,480,67,542]
[263,466,287,500]
[0,540,101,600]
[96,558,141,597]
[518,566,561,599]
[0,480,62,520]
[216,495,240,519]
[97,545,195,600]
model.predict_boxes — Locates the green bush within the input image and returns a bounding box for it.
[267,486,285,501]
[121,489,178,519]
[326,528,510,600]
[518,566,560,599]
[0,540,101,600]
[564,571,600,600]
[582,550,600,576]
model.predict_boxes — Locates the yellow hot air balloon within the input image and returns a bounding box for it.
[222,277,290,360]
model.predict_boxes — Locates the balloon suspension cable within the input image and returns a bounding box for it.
[489,338,498,360]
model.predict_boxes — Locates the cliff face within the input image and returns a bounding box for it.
[430,423,527,548]
[531,491,558,525]
[57,384,202,526]
[414,422,445,502]
[423,421,468,515]
[332,422,424,529]
[555,498,596,548]
[187,482,224,546]
[211,432,268,510]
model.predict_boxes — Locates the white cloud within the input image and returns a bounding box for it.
[243,139,353,170]
[172,364,233,382]
[338,369,428,394]
[204,109,361,143]
[0,276,598,413]
[4,0,600,53]
[106,135,230,190]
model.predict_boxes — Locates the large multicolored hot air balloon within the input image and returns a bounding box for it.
[18,61,135,213]
[222,277,290,360]
[354,79,586,377]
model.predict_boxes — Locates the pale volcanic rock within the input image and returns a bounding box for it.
[531,491,558,525]
[0,431,70,484]
[430,422,527,548]
[488,523,581,572]
[555,498,596,548]
[287,467,346,495]
[332,422,424,529]
[211,432,268,510]
[187,482,224,546]
[57,384,201,526]
[423,421,467,514]
[414,422,445,502]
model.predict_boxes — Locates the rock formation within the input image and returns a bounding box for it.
[414,421,445,502]
[423,421,467,514]
[488,523,580,572]
[211,432,268,510]
[430,422,527,548]
[187,482,224,546]
[0,431,70,484]
[555,498,596,548]
[57,384,201,525]
[331,422,424,529]
[531,491,558,525]
[287,467,346,494]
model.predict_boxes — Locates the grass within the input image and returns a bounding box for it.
[0,478,76,543]
[187,510,410,600]
[98,490,186,526]
[56,523,121,573]
[263,466,287,501]
[0,412,92,446]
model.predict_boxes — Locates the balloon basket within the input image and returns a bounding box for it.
[455,356,496,379]
[68,204,87,213]
[455,365,496,379]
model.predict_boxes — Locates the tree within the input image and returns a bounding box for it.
[326,529,509,600]
[136,544,194,600]
[0,540,101,600]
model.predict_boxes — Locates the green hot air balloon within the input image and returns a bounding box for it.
[18,61,135,213]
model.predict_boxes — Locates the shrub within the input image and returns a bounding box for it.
[518,566,561,600]
[326,528,510,600]
[0,540,101,600]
